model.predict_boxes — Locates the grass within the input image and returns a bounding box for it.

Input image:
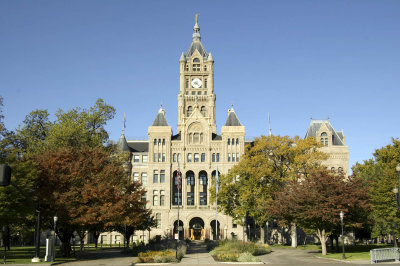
[0,246,77,264]
[316,244,394,261]
[272,244,322,250]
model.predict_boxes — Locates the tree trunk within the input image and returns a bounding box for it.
[260,225,265,244]
[126,232,133,248]
[77,230,86,251]
[93,231,100,249]
[316,228,328,256]
[291,223,297,248]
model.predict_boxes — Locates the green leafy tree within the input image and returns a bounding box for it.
[352,138,400,239]
[211,135,326,245]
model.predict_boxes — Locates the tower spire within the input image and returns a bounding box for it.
[193,13,201,41]
[268,112,272,136]
[122,113,126,135]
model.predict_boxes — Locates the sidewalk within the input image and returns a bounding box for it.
[180,241,217,264]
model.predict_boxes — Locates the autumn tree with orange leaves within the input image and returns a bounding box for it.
[269,169,370,255]
[35,146,148,255]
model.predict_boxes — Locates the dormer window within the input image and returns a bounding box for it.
[320,132,328,147]
[192,58,201,71]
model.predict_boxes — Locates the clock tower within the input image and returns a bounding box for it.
[177,14,216,134]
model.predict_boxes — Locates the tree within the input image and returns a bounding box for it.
[270,169,370,255]
[35,145,147,256]
[211,135,326,245]
[352,138,400,240]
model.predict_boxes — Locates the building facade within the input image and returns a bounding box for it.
[118,16,246,242]
[112,16,349,244]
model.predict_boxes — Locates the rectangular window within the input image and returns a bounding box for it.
[133,172,139,182]
[162,153,166,162]
[201,153,206,162]
[142,155,148,163]
[174,193,182,205]
[237,153,240,161]
[142,192,147,203]
[200,192,207,205]
[153,170,158,183]
[233,223,238,228]
[153,190,159,206]
[205,78,207,88]
[228,139,230,145]
[192,64,200,71]
[232,153,236,162]
[228,153,231,162]
[156,213,161,229]
[191,91,196,95]
[216,153,220,162]
[153,153,157,162]
[141,173,147,186]
[133,155,140,163]
[173,153,177,162]
[187,153,192,162]
[187,192,194,205]
[212,153,215,162]
[160,190,165,206]
[162,138,165,145]
[158,153,161,162]
[186,79,189,88]
[160,170,165,183]
[194,153,199,162]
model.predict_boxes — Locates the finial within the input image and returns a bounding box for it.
[310,115,313,120]
[122,113,126,135]
[195,14,198,24]
[193,13,201,41]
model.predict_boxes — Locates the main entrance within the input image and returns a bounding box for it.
[189,217,205,240]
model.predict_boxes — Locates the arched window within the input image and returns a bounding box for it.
[320,132,328,147]
[331,167,335,173]
[192,58,200,71]
[199,171,207,205]
[172,171,181,206]
[193,58,200,62]
[338,167,343,173]
[187,106,193,117]
[186,171,195,206]
[228,139,230,145]
[200,106,206,116]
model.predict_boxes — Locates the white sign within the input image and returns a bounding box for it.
[174,233,179,240]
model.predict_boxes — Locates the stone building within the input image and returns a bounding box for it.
[305,119,349,176]
[105,16,349,245]
[117,15,247,242]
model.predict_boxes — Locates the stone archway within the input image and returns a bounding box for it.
[189,217,205,240]
[210,220,221,240]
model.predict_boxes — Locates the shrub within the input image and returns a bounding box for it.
[237,252,260,262]
[216,251,238,261]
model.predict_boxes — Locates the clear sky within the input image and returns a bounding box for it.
[1,0,399,171]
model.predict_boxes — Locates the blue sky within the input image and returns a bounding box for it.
[1,0,399,171]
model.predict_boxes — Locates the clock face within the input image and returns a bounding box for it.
[191,78,202,88]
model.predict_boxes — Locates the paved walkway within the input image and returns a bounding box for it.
[180,240,217,264]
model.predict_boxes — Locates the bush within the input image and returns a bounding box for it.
[237,252,260,262]
[216,251,238,261]
[138,249,178,263]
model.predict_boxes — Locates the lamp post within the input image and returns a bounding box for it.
[392,164,400,247]
[266,221,269,245]
[52,215,58,262]
[242,217,245,244]
[340,211,346,259]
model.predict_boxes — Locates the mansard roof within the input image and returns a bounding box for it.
[152,107,169,126]
[127,141,148,152]
[186,41,208,58]
[224,108,242,126]
[305,119,345,146]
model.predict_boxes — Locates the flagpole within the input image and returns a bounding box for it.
[216,166,218,241]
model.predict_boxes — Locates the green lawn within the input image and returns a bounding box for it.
[315,244,393,261]
[0,246,77,264]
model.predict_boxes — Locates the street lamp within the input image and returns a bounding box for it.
[340,211,346,259]
[266,221,269,245]
[53,215,58,262]
[392,222,398,247]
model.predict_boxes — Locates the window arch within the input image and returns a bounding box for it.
[338,167,343,173]
[193,58,200,62]
[187,106,193,117]
[331,167,335,173]
[320,132,328,147]
[200,106,206,116]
